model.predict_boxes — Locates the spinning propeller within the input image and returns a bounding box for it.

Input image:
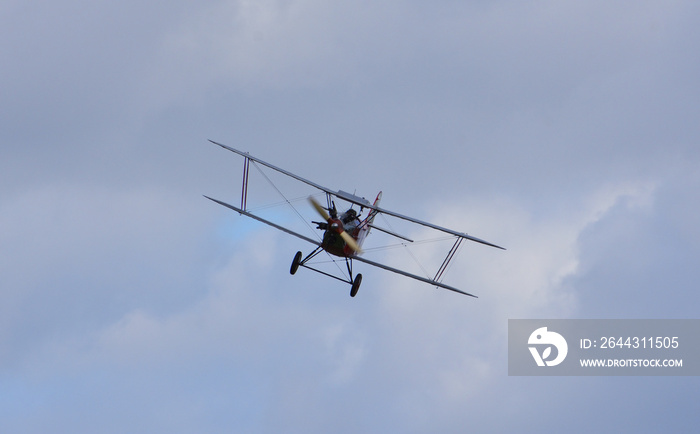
[309,197,362,253]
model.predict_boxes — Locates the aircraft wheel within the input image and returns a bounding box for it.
[350,273,362,297]
[290,251,302,275]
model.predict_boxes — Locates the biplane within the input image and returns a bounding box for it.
[204,140,505,298]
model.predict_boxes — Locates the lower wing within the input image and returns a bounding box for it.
[204,196,321,247]
[350,254,477,298]
[206,195,476,297]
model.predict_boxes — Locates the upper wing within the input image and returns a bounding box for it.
[342,190,505,250]
[209,139,337,197]
[209,139,505,250]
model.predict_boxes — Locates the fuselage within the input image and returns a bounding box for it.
[321,192,382,257]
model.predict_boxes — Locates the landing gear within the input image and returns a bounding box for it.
[290,251,302,275]
[289,249,362,298]
[350,273,362,297]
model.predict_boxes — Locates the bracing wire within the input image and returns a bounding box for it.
[250,161,318,240]
[244,195,311,213]
[377,213,432,280]
[250,162,348,280]
[360,235,455,252]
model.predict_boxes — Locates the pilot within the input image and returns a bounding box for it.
[341,209,358,225]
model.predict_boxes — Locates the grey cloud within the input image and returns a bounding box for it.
[2,0,699,432]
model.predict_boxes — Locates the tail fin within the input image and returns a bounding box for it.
[356,192,383,250]
[365,191,382,225]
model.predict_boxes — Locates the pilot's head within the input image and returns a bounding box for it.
[342,209,357,223]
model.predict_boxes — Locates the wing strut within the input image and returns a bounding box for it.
[434,237,463,283]
[241,155,250,211]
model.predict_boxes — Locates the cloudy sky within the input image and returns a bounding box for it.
[2,0,699,432]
